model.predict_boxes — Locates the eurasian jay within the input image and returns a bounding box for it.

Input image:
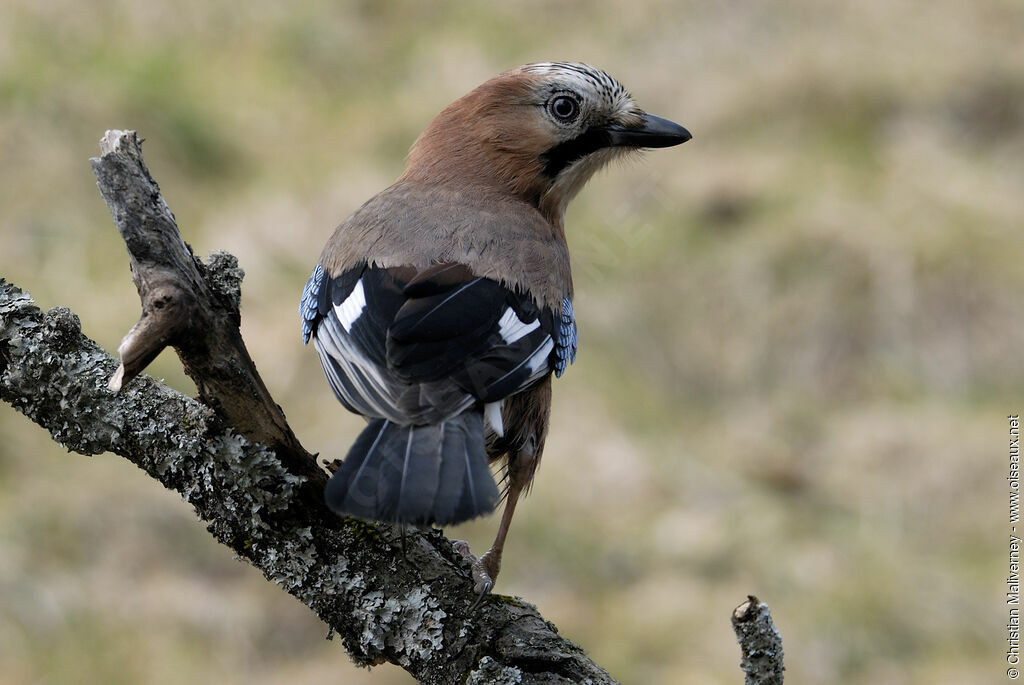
[300,62,690,602]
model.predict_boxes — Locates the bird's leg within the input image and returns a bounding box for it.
[454,380,549,608]
[454,489,521,611]
[472,487,520,594]
[455,441,539,608]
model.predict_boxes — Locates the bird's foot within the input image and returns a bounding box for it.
[452,540,500,609]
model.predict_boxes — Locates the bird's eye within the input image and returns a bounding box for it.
[549,95,580,122]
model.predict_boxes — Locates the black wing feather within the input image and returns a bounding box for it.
[386,266,508,380]
[306,261,559,424]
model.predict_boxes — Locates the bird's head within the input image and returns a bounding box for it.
[401,62,691,225]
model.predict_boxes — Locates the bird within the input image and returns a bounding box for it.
[300,61,690,603]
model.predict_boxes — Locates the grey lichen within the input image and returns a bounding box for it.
[203,250,245,311]
[201,432,305,520]
[43,306,82,352]
[392,586,447,664]
[1,283,131,455]
[260,526,318,591]
[348,584,448,668]
[466,656,523,684]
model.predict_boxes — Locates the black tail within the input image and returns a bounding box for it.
[324,412,499,526]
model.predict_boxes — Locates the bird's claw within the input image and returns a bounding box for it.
[452,539,496,610]
[469,579,493,612]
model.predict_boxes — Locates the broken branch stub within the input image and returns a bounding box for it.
[90,130,319,483]
[732,595,785,685]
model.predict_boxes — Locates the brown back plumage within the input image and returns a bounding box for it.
[319,180,572,309]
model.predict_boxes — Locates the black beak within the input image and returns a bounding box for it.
[607,113,692,148]
[541,112,691,177]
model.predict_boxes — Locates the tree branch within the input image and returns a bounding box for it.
[0,130,617,683]
[732,595,785,684]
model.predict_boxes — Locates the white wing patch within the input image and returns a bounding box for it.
[334,278,366,333]
[484,401,505,437]
[526,337,555,375]
[497,306,541,344]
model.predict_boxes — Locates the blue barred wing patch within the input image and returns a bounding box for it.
[300,264,327,344]
[554,297,578,378]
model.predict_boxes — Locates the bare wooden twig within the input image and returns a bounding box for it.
[732,595,785,684]
[91,131,317,484]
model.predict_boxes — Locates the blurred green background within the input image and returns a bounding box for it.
[2,1,1022,683]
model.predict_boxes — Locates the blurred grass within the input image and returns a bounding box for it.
[2,0,1022,683]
